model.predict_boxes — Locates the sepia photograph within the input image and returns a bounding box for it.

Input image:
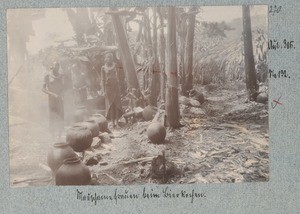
[8,5,269,187]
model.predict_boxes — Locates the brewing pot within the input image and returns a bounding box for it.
[90,114,108,132]
[47,142,77,173]
[82,119,100,138]
[74,106,89,123]
[55,156,91,186]
[66,125,93,152]
[147,122,166,144]
[142,105,157,121]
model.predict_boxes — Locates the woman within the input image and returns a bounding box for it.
[42,62,64,139]
[100,53,123,127]
[71,63,88,106]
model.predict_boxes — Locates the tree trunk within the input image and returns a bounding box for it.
[242,5,258,101]
[182,6,197,96]
[166,6,180,128]
[149,7,160,106]
[158,8,166,102]
[179,17,187,94]
[110,9,141,95]
[65,8,93,46]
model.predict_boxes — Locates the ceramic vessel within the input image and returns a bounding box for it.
[82,119,100,137]
[142,105,157,121]
[47,142,77,173]
[90,114,108,132]
[66,125,93,152]
[147,122,166,144]
[55,157,91,186]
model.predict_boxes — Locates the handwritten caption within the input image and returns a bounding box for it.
[76,187,206,205]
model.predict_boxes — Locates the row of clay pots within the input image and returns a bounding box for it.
[47,106,109,185]
[67,107,108,153]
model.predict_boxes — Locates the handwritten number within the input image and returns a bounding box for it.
[269,5,282,16]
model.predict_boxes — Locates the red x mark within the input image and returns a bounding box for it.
[272,99,283,105]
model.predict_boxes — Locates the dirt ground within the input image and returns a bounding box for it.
[9,77,269,187]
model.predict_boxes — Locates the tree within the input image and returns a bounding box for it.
[182,6,197,96]
[158,8,166,102]
[166,6,180,128]
[242,5,258,101]
[65,8,94,46]
[177,9,188,93]
[149,7,161,106]
[109,8,142,97]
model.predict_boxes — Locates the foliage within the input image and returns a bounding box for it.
[193,20,268,85]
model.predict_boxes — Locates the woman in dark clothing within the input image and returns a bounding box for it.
[100,53,123,127]
[43,62,64,139]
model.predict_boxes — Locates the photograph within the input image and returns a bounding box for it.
[7,5,269,187]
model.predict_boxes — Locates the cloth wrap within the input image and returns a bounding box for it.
[101,63,123,120]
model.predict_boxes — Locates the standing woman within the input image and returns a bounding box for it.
[100,53,123,127]
[42,62,64,139]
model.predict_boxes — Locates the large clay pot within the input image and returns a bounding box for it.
[82,119,100,138]
[66,125,93,152]
[55,157,91,186]
[47,142,77,173]
[142,105,157,121]
[90,114,108,132]
[147,122,166,144]
[74,106,89,123]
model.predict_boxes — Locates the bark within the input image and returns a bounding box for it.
[179,16,187,93]
[145,10,153,91]
[110,9,141,95]
[158,8,166,102]
[149,7,161,106]
[65,8,93,46]
[166,6,180,128]
[182,6,197,96]
[142,14,150,90]
[242,5,258,101]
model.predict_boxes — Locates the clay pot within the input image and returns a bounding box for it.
[142,105,157,121]
[66,125,93,152]
[90,114,108,132]
[256,93,268,104]
[82,119,100,137]
[47,142,77,173]
[55,157,91,186]
[189,89,205,104]
[74,106,89,123]
[147,122,166,144]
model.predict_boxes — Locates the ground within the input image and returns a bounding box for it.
[9,79,269,187]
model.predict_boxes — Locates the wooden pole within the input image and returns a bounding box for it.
[242,5,258,101]
[183,6,197,96]
[166,6,180,128]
